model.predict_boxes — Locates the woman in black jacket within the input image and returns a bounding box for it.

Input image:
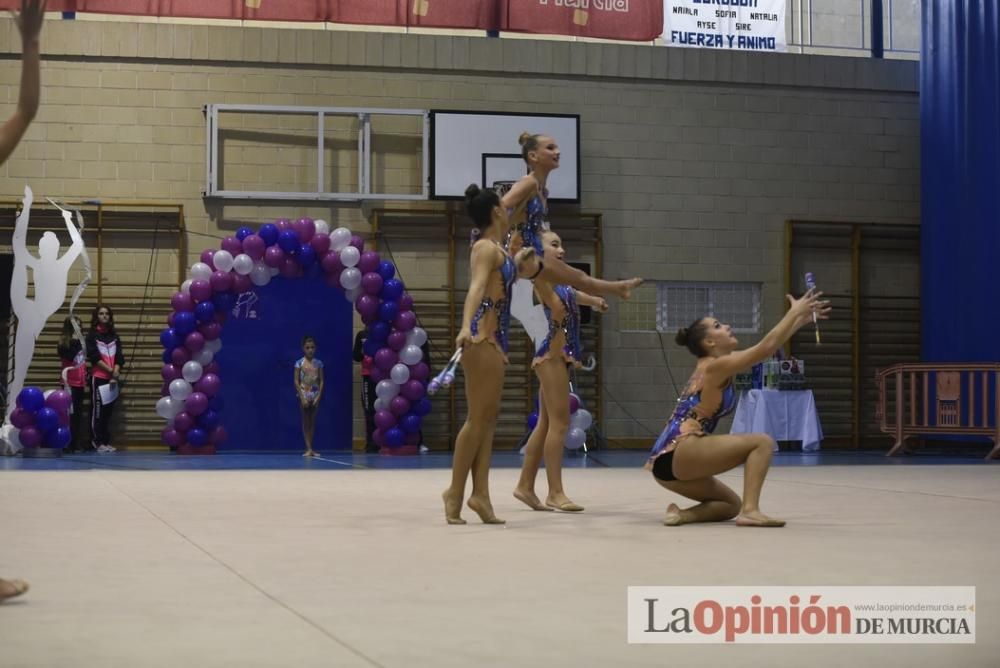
[86,304,124,453]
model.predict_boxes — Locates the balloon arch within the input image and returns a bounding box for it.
[155,219,432,454]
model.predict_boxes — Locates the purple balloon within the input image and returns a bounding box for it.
[393,310,417,332]
[410,362,430,381]
[389,395,411,417]
[373,428,386,447]
[200,322,222,341]
[208,425,228,445]
[361,272,384,296]
[264,246,285,268]
[374,348,398,371]
[18,426,41,448]
[349,234,365,251]
[184,331,206,352]
[242,234,265,261]
[279,257,301,278]
[355,294,379,319]
[200,249,216,267]
[185,392,209,416]
[195,373,221,397]
[203,361,221,375]
[174,411,194,432]
[399,293,414,312]
[358,251,380,275]
[310,233,331,255]
[162,427,183,447]
[370,366,388,383]
[171,347,192,366]
[167,312,176,327]
[9,407,35,429]
[231,273,252,294]
[171,292,194,312]
[45,390,72,413]
[161,364,180,382]
[374,410,396,431]
[221,236,243,255]
[361,311,379,327]
[569,394,581,414]
[210,270,234,293]
[190,279,212,303]
[297,218,316,242]
[275,218,291,232]
[401,380,426,402]
[387,330,407,351]
[321,251,344,276]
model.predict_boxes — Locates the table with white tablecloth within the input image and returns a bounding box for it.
[730,389,823,451]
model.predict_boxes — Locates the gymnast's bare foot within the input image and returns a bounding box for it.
[513,487,553,511]
[662,502,687,526]
[735,510,786,527]
[612,277,644,301]
[0,578,29,602]
[467,495,505,524]
[442,489,466,525]
[545,492,584,512]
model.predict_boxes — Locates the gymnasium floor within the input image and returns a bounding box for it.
[2,451,997,667]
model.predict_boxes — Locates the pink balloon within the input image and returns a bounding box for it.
[264,246,285,268]
[174,412,194,432]
[389,395,410,417]
[200,322,222,341]
[295,218,315,242]
[358,251,380,274]
[275,218,291,231]
[410,362,430,381]
[208,425,228,445]
[374,410,396,431]
[45,390,72,413]
[401,380,426,401]
[19,426,42,447]
[195,373,221,397]
[10,407,34,429]
[171,292,194,312]
[171,347,191,366]
[310,233,330,255]
[231,273,252,294]
[242,234,265,261]
[210,270,233,293]
[320,251,343,276]
[185,392,209,416]
[200,249,216,267]
[221,236,243,255]
[161,364,180,382]
[569,393,581,414]
[184,331,206,352]
[190,279,212,302]
[387,331,407,351]
[162,427,183,447]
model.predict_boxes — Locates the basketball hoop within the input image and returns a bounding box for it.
[492,181,515,197]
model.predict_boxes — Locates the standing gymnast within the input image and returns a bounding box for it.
[648,290,830,527]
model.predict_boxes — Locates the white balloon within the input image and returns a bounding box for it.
[330,227,352,251]
[405,327,427,348]
[399,344,423,366]
[180,279,192,295]
[570,408,593,432]
[156,396,181,419]
[340,267,362,290]
[169,379,193,401]
[193,348,214,366]
[204,338,222,354]
[181,360,204,383]
[190,262,212,281]
[232,253,254,276]
[250,262,271,287]
[345,286,362,302]
[373,397,390,413]
[564,427,587,450]
[213,250,234,273]
[269,266,280,277]
[390,363,410,385]
[314,219,330,236]
[340,246,360,268]
[375,379,400,401]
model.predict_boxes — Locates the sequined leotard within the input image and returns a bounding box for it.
[646,372,738,468]
[468,241,517,359]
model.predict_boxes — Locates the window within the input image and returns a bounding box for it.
[657,282,762,333]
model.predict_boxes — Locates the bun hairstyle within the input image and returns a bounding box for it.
[519,131,541,164]
[464,184,501,243]
[676,318,710,357]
